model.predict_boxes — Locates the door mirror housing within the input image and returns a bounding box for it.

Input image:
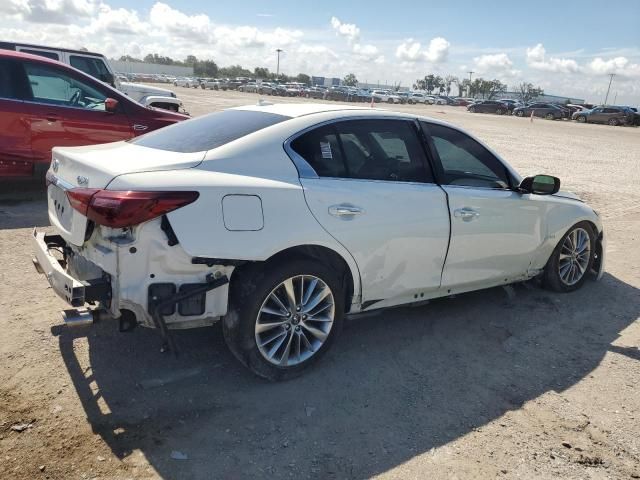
[519,175,560,195]
[104,98,119,113]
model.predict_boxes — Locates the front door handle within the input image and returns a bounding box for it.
[454,208,480,221]
[45,114,60,122]
[328,204,364,217]
[133,124,148,131]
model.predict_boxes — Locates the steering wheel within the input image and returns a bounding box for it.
[69,90,81,106]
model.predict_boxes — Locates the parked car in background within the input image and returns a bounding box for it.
[572,106,635,126]
[0,41,183,112]
[497,99,523,112]
[256,82,275,95]
[326,86,351,101]
[203,78,222,90]
[467,100,509,115]
[408,92,430,104]
[371,90,401,103]
[303,86,326,99]
[32,104,605,380]
[238,82,259,93]
[174,77,198,88]
[512,102,566,120]
[0,50,187,177]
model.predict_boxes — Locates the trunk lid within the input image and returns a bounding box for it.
[48,141,205,245]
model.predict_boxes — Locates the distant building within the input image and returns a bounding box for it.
[110,60,194,77]
[310,76,345,87]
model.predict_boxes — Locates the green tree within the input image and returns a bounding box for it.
[119,55,142,62]
[424,74,436,94]
[295,73,311,85]
[195,60,218,77]
[254,67,270,78]
[219,64,252,78]
[184,55,198,67]
[444,75,458,96]
[515,82,544,104]
[470,78,507,99]
[343,73,358,86]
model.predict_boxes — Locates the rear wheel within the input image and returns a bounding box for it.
[543,222,595,293]
[469,106,476,113]
[516,110,525,117]
[496,108,504,115]
[576,115,587,123]
[608,118,619,126]
[545,112,555,120]
[223,259,344,380]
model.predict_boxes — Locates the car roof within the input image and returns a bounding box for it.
[0,42,106,57]
[232,103,376,118]
[0,48,67,66]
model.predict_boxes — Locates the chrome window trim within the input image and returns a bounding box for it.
[21,99,110,113]
[283,115,427,182]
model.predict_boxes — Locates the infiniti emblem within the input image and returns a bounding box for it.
[77,175,89,186]
[52,159,59,172]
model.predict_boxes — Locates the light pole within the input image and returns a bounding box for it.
[468,71,474,83]
[276,49,283,77]
[467,71,474,97]
[603,73,615,105]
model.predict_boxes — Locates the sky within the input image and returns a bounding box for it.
[2,0,639,104]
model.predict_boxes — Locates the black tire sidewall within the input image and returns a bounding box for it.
[543,221,596,293]
[223,259,345,381]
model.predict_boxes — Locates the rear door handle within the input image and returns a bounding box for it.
[454,208,480,220]
[46,114,60,122]
[328,204,364,217]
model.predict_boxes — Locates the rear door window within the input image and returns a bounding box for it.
[130,110,290,153]
[0,59,27,100]
[19,49,60,60]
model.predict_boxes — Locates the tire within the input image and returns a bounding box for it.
[387,98,393,104]
[223,259,345,381]
[545,113,555,120]
[469,106,476,113]
[542,222,596,293]
[516,110,525,117]
[576,115,586,123]
[608,118,619,126]
[496,108,504,115]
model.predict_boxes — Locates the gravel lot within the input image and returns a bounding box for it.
[1,87,639,480]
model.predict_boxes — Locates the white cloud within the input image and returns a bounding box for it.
[526,43,579,73]
[395,37,450,63]
[213,25,302,50]
[473,53,519,76]
[330,16,359,43]
[588,56,640,78]
[90,5,146,35]
[149,2,211,42]
[352,43,379,60]
[0,0,99,24]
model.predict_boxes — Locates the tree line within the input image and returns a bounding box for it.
[412,74,544,103]
[118,54,544,103]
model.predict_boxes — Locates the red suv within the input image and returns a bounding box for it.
[0,50,188,177]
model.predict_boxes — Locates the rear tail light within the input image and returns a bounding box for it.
[66,189,199,228]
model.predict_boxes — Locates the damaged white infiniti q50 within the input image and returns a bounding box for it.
[33,103,605,380]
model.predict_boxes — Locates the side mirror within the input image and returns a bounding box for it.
[520,174,560,195]
[104,98,119,113]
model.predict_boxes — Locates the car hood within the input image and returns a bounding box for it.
[553,190,583,202]
[120,82,173,97]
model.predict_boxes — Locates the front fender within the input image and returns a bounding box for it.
[531,196,603,274]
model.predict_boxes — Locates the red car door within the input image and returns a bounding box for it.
[0,58,33,176]
[20,60,133,166]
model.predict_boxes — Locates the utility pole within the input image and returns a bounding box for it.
[275,49,283,77]
[603,73,615,105]
[468,71,474,83]
[467,71,474,97]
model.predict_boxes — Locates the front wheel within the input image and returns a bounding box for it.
[545,112,555,120]
[543,222,595,293]
[469,106,476,113]
[496,108,504,115]
[516,110,525,117]
[608,118,619,126]
[223,259,344,380]
[576,115,586,123]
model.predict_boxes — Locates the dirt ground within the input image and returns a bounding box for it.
[1,87,640,480]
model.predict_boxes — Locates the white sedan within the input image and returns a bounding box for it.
[33,104,605,380]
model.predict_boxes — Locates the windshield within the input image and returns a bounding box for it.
[129,109,290,153]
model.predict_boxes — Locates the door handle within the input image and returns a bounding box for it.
[328,204,364,217]
[45,114,60,122]
[454,208,480,220]
[133,124,148,131]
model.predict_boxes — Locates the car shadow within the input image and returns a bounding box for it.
[53,273,639,479]
[0,199,49,229]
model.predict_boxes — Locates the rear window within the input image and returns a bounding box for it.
[130,110,290,153]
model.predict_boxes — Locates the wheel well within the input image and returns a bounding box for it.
[231,245,355,313]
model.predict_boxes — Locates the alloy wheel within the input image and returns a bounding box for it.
[558,227,591,286]
[255,275,335,367]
